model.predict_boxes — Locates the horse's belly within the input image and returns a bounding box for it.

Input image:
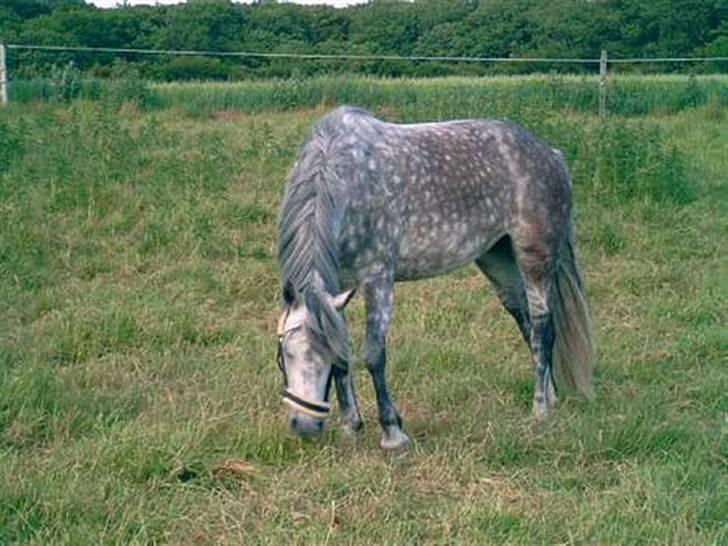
[395,219,505,281]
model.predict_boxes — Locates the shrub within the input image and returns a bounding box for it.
[571,120,695,206]
[154,56,237,82]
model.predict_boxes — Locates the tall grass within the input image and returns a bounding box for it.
[541,118,696,207]
[9,73,728,118]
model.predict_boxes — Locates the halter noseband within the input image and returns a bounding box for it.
[277,310,332,420]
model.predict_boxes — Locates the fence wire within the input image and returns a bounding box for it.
[6,43,728,64]
[2,43,727,116]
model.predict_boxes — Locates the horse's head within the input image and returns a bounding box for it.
[277,282,355,437]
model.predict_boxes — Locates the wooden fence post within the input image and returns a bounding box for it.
[0,44,8,106]
[599,49,607,117]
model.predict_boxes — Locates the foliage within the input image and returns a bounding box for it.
[13,73,727,120]
[1,0,726,79]
[48,60,81,101]
[585,121,694,206]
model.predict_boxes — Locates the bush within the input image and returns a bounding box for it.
[571,120,695,206]
[154,56,238,82]
[103,77,152,108]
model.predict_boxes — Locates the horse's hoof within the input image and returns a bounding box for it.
[532,403,552,420]
[380,429,411,452]
[546,382,559,406]
[340,419,364,438]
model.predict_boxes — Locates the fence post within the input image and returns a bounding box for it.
[598,49,607,117]
[0,44,8,106]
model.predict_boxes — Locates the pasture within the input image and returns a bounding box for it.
[1,77,726,544]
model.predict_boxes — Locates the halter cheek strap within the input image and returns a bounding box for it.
[277,309,332,421]
[276,310,290,338]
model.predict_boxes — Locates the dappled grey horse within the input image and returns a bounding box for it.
[276,106,595,450]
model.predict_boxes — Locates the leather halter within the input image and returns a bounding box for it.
[277,309,332,420]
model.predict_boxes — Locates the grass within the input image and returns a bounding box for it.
[1,84,727,544]
[9,73,728,119]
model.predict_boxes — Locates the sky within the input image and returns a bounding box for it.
[87,0,367,7]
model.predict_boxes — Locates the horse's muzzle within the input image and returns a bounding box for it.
[282,388,330,437]
[288,412,325,437]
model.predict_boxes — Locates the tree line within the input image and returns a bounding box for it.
[1,0,726,79]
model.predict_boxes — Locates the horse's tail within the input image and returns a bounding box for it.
[552,233,596,398]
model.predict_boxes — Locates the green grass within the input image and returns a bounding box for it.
[9,73,728,119]
[1,87,727,544]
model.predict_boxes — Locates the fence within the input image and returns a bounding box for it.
[1,43,727,117]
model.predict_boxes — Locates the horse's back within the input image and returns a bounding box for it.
[300,107,574,282]
[384,118,572,278]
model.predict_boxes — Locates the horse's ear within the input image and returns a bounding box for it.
[329,288,356,310]
[282,280,297,306]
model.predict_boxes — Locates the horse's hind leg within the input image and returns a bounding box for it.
[476,237,557,415]
[515,237,559,419]
[475,236,531,343]
[476,235,558,417]
[363,275,410,451]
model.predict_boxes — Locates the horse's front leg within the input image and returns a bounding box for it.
[364,278,410,451]
[333,361,363,436]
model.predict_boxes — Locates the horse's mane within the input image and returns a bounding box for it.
[277,107,375,362]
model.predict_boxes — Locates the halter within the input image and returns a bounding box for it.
[277,309,332,420]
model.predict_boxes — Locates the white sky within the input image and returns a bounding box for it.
[87,0,366,7]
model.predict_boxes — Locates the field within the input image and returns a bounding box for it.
[1,77,727,544]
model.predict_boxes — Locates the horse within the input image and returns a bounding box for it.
[276,106,595,451]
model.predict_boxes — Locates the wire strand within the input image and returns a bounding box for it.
[7,44,728,65]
